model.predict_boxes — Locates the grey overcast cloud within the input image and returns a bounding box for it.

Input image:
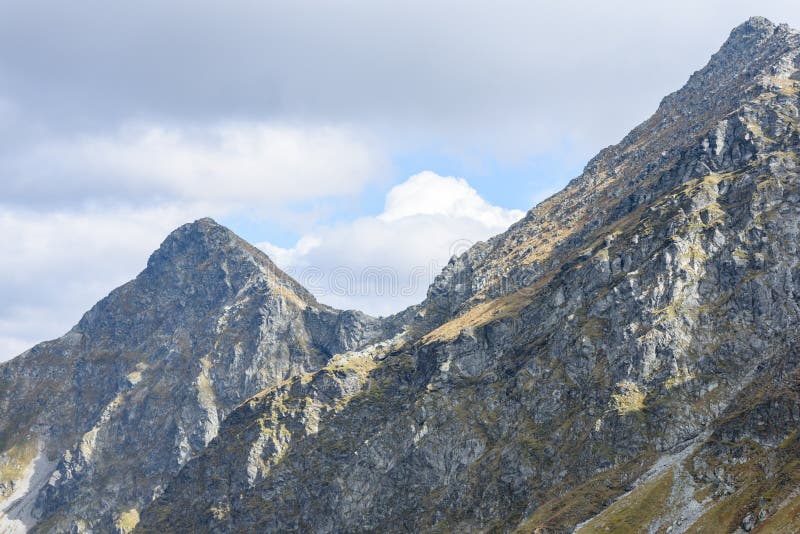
[2,0,800,361]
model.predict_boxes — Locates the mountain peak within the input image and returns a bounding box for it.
[187,216,224,232]
[720,15,779,53]
[157,217,237,250]
[142,217,319,305]
[148,217,267,272]
[733,15,776,35]
[68,216,325,356]
[700,17,798,87]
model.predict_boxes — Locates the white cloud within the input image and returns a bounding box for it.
[0,206,196,361]
[259,172,524,316]
[4,1,800,159]
[2,122,385,209]
[380,171,524,227]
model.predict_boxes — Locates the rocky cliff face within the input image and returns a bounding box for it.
[0,218,383,533]
[3,15,800,534]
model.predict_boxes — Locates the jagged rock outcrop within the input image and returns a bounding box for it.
[134,17,800,533]
[4,15,800,534]
[0,218,383,533]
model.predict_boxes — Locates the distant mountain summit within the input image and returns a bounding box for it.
[3,16,800,533]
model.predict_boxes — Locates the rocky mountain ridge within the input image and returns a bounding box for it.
[138,16,800,533]
[2,15,800,534]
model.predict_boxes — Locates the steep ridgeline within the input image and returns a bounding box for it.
[136,17,800,533]
[0,219,383,533]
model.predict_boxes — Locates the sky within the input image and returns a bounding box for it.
[2,1,800,361]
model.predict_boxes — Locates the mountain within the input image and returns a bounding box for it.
[0,218,385,532]
[3,15,800,534]
[138,17,800,533]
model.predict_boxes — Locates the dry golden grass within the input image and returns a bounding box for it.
[115,509,140,533]
[575,468,674,534]
[754,490,800,533]
[423,275,553,344]
[271,282,308,310]
[763,75,800,96]
[514,453,657,533]
[611,381,646,415]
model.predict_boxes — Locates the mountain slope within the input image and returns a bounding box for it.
[0,218,383,532]
[135,17,800,533]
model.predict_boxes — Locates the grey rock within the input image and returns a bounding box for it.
[742,512,755,531]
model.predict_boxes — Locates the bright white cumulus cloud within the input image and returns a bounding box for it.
[259,171,525,316]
